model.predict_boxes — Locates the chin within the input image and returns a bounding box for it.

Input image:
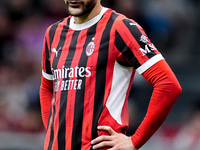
[68,7,84,16]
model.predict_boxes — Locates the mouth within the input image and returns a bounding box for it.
[68,1,82,7]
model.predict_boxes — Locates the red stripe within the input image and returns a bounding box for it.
[116,20,150,65]
[103,16,118,106]
[53,31,74,150]
[44,18,69,150]
[80,15,109,148]
[63,29,87,150]
[44,21,64,149]
[50,18,68,68]
[53,18,69,150]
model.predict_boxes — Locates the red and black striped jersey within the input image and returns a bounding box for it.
[41,7,164,150]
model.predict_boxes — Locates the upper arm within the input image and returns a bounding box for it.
[42,26,54,81]
[114,18,164,73]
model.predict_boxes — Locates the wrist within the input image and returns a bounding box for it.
[129,137,137,150]
[130,135,139,150]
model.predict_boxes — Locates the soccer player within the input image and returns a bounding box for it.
[40,0,182,149]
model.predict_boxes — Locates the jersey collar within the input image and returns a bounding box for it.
[69,7,108,31]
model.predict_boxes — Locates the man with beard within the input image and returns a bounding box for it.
[40,0,182,149]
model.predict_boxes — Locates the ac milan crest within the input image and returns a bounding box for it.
[86,41,95,56]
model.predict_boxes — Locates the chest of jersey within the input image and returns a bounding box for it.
[50,25,114,82]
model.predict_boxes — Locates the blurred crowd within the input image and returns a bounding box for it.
[0,0,66,133]
[0,0,200,149]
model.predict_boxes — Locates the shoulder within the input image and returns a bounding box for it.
[104,9,127,24]
[111,15,145,41]
[45,17,70,37]
[118,18,143,32]
[107,10,143,33]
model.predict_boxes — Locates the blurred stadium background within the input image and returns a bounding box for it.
[0,0,200,149]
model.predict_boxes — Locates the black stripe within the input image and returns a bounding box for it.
[67,17,70,26]
[46,22,59,150]
[72,24,98,150]
[44,39,52,74]
[47,103,52,130]
[58,31,80,150]
[115,31,141,68]
[47,20,69,150]
[91,12,119,142]
[49,21,61,52]
[44,21,60,75]
[47,101,56,150]
[122,19,157,59]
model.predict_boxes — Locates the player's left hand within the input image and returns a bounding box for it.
[91,126,137,150]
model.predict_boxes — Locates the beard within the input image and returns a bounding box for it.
[65,0,97,17]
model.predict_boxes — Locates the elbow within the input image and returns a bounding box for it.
[169,81,182,103]
[174,82,182,97]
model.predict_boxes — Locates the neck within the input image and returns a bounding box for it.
[74,1,102,24]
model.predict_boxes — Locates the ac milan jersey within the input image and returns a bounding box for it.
[41,7,164,150]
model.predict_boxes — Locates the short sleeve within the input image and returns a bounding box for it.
[42,28,53,80]
[114,19,164,74]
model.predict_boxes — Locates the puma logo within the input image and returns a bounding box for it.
[52,47,62,57]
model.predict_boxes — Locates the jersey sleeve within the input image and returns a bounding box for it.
[114,18,164,74]
[42,27,54,80]
[131,60,182,149]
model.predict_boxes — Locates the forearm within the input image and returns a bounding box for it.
[131,60,182,149]
[40,76,53,129]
